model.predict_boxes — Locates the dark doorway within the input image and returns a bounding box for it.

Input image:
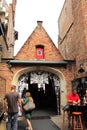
[18,71,60,115]
[29,83,57,112]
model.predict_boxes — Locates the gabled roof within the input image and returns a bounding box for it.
[15,21,64,62]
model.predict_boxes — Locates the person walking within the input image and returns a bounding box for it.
[4,85,22,130]
[22,92,33,130]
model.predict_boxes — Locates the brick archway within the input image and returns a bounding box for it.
[12,66,67,110]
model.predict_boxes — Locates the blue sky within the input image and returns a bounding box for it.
[7,0,65,55]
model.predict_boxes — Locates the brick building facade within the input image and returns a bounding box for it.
[0,0,17,97]
[7,21,74,114]
[0,0,87,113]
[58,0,87,100]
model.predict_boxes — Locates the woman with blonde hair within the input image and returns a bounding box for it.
[22,92,33,130]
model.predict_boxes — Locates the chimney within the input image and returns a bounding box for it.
[37,21,43,25]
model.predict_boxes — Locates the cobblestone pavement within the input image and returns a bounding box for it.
[18,115,61,130]
[0,111,62,130]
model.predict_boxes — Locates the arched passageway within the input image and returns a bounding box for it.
[12,67,67,115]
[17,71,60,114]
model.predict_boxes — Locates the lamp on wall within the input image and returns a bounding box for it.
[7,61,13,73]
[78,64,85,73]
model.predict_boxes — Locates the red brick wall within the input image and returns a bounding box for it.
[58,0,87,78]
[0,63,13,93]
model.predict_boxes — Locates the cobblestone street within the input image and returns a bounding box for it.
[0,110,62,130]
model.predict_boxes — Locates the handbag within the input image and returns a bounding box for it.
[23,101,35,111]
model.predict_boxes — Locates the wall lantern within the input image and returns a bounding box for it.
[78,64,85,73]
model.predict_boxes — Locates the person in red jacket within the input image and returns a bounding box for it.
[66,88,81,127]
[67,88,80,105]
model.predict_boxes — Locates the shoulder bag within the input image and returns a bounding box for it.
[23,101,35,111]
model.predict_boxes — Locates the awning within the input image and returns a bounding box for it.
[7,60,69,67]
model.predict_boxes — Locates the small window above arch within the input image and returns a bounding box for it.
[36,45,44,59]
